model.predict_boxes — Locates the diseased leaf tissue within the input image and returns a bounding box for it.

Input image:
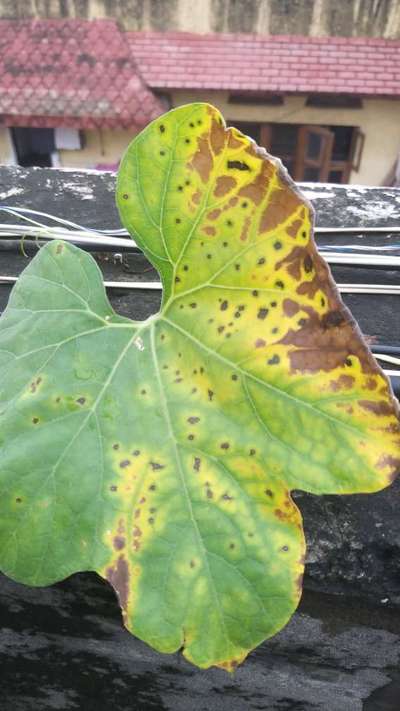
[0,104,399,670]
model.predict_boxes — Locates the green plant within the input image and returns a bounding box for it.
[0,103,399,670]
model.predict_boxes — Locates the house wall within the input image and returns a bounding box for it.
[0,128,15,165]
[57,128,136,170]
[169,91,400,186]
[1,0,400,38]
[3,96,399,186]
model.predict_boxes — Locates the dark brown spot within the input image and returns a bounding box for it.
[268,355,280,365]
[113,443,119,450]
[227,160,250,171]
[193,457,201,472]
[222,493,233,501]
[274,241,282,250]
[229,543,235,550]
[76,397,86,406]
[255,338,266,348]
[149,484,156,491]
[32,417,39,425]
[257,257,266,266]
[257,308,268,320]
[231,374,238,381]
[114,536,126,551]
[265,489,274,497]
[321,310,346,330]
[220,300,228,311]
[304,254,313,273]
[159,124,165,133]
[190,560,196,568]
[188,416,200,424]
[249,449,256,456]
[252,290,259,297]
[119,460,131,468]
[150,462,165,471]
[206,489,213,499]
[110,485,118,492]
[220,442,230,450]
[15,497,22,504]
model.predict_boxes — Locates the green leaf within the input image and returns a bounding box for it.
[0,103,399,670]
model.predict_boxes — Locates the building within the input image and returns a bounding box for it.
[0,15,399,185]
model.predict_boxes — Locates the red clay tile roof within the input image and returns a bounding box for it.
[129,32,400,97]
[1,20,399,131]
[0,19,165,130]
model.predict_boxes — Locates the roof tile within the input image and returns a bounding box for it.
[128,31,400,97]
[0,18,164,129]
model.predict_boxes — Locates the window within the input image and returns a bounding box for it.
[306,94,363,109]
[233,121,364,184]
[229,92,284,106]
[10,127,82,168]
[11,128,55,167]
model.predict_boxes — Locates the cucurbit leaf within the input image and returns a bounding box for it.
[0,103,399,671]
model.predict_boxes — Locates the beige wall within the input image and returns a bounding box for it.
[2,0,400,38]
[58,128,135,170]
[3,96,399,186]
[170,91,400,185]
[0,128,15,165]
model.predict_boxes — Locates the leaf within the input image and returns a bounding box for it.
[0,103,399,671]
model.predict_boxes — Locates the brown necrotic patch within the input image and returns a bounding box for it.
[238,160,274,206]
[214,175,237,198]
[189,133,213,183]
[359,400,395,417]
[259,186,303,234]
[283,299,299,318]
[240,216,251,242]
[202,225,216,236]
[105,556,129,613]
[210,116,226,155]
[329,374,355,392]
